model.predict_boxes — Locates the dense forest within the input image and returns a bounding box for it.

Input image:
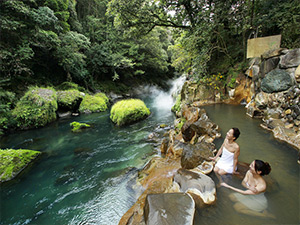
[0,0,299,132]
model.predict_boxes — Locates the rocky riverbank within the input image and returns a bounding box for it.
[119,105,221,224]
[180,48,300,151]
[119,48,300,224]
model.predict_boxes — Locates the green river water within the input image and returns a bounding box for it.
[0,84,299,225]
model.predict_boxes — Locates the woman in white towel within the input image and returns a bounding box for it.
[210,128,240,175]
[220,160,274,218]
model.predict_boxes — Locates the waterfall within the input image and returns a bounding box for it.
[152,75,186,111]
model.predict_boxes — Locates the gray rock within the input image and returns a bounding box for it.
[261,69,293,93]
[181,141,214,169]
[260,57,280,78]
[144,193,195,225]
[174,168,216,205]
[279,48,300,68]
[261,48,286,59]
[255,92,269,109]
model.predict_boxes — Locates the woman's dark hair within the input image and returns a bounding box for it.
[255,160,271,176]
[232,127,240,140]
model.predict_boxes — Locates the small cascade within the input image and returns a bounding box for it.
[152,75,186,111]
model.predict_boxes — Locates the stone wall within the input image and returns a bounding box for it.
[245,48,300,150]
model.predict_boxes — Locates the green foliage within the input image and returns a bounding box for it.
[12,87,58,129]
[171,94,181,113]
[56,81,79,90]
[262,0,300,48]
[175,117,186,131]
[0,80,16,133]
[200,73,225,90]
[110,99,150,126]
[0,149,41,183]
[1,0,299,99]
[79,93,108,113]
[70,121,90,132]
[56,31,90,84]
[44,0,70,31]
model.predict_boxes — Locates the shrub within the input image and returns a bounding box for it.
[171,94,181,113]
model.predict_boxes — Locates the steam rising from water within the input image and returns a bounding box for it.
[153,75,186,110]
[134,75,186,111]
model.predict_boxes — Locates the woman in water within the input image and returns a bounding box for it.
[210,128,240,175]
[221,159,274,218]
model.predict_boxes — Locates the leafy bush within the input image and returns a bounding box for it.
[0,86,17,133]
[200,73,225,90]
[171,94,181,113]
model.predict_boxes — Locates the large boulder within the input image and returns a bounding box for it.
[260,57,280,78]
[57,89,84,111]
[279,48,300,69]
[79,93,109,114]
[110,99,150,126]
[144,193,195,225]
[181,107,220,142]
[119,157,182,225]
[181,81,216,105]
[12,87,57,129]
[174,168,216,206]
[181,141,215,169]
[0,149,41,183]
[261,69,293,93]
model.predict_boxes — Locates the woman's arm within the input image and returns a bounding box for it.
[220,182,256,195]
[241,171,250,188]
[209,141,225,161]
[232,146,240,174]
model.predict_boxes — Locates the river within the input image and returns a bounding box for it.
[0,80,299,225]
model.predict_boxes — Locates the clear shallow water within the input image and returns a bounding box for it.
[0,88,176,225]
[1,93,299,225]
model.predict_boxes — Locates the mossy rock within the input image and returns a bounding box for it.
[70,121,90,132]
[110,99,151,126]
[0,149,41,183]
[79,93,109,114]
[12,87,58,129]
[57,89,84,110]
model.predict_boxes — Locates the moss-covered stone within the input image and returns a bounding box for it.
[110,99,151,126]
[57,89,84,110]
[70,121,90,132]
[79,93,108,113]
[12,87,58,129]
[95,92,109,104]
[0,149,41,183]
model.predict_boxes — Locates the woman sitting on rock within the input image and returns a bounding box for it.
[210,127,240,175]
[221,159,274,218]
